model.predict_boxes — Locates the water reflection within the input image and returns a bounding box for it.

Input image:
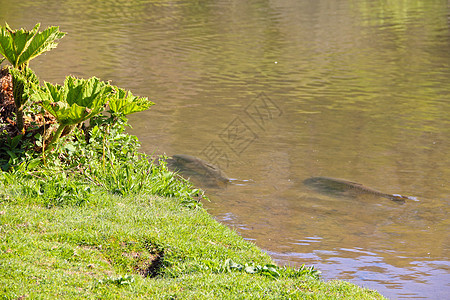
[1,0,449,298]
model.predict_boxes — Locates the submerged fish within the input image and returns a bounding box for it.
[165,154,230,188]
[303,176,417,203]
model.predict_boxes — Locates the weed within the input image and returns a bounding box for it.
[222,259,321,280]
[98,275,135,286]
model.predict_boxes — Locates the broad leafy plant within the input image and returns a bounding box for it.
[31,76,114,149]
[0,22,65,70]
[0,22,65,133]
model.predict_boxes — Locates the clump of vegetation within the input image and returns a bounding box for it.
[0,22,65,134]
[0,22,202,206]
[0,24,149,152]
[222,259,321,280]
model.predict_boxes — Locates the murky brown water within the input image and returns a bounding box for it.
[2,0,449,298]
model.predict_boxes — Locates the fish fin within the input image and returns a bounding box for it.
[391,194,419,202]
[388,194,407,204]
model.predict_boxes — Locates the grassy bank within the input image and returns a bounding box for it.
[0,179,384,299]
[0,127,385,299]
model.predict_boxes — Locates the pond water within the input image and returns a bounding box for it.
[1,0,449,298]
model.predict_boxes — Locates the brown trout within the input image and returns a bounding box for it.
[303,176,417,203]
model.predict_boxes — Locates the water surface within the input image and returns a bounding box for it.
[1,0,449,298]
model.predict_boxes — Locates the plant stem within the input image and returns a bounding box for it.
[62,124,76,137]
[45,124,66,151]
[11,69,25,134]
[16,105,25,134]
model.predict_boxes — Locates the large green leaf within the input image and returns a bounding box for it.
[109,86,154,116]
[44,81,64,101]
[64,76,112,108]
[0,25,18,66]
[0,23,65,69]
[32,76,113,126]
[39,101,94,126]
[18,25,65,68]
[0,23,39,68]
[31,81,62,105]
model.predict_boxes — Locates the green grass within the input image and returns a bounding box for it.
[0,187,385,299]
